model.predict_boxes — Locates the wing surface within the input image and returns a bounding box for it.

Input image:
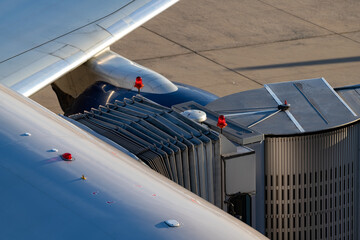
[0,0,177,96]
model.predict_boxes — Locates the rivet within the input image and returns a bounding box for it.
[164,220,180,227]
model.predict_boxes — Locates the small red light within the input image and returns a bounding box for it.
[62,153,72,161]
[134,76,144,90]
[284,100,288,105]
[217,115,227,129]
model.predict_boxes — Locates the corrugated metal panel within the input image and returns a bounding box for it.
[265,123,359,240]
[76,116,172,179]
[70,96,222,206]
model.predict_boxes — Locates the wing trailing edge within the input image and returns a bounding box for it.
[0,0,178,97]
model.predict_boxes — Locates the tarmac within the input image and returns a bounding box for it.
[31,0,360,113]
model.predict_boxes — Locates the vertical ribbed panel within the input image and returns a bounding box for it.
[265,124,359,240]
[71,96,222,206]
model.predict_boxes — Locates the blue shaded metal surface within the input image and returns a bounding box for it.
[65,81,218,115]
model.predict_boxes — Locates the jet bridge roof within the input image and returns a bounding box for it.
[205,78,359,135]
[172,101,264,145]
[335,84,360,116]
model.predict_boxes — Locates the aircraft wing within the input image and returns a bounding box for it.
[0,0,177,97]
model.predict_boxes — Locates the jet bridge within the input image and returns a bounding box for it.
[69,77,360,239]
[181,78,360,240]
[70,95,262,226]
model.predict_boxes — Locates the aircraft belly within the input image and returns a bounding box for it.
[0,85,266,239]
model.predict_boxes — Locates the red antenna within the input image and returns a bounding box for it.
[217,115,227,134]
[134,76,144,94]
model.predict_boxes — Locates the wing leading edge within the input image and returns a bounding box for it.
[0,0,177,97]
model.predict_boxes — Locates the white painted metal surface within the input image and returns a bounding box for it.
[181,110,207,123]
[0,85,268,239]
[0,0,178,97]
[165,220,181,227]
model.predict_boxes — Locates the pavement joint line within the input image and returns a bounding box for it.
[141,26,263,86]
[136,28,360,59]
[198,33,336,54]
[256,0,360,45]
[133,52,193,62]
[339,30,360,35]
[194,52,263,86]
[134,33,335,60]
[135,31,357,62]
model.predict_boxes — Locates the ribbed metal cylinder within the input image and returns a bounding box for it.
[265,123,359,240]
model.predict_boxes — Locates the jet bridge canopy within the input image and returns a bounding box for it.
[206,78,358,135]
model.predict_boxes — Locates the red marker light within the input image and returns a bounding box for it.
[278,100,290,111]
[134,76,144,93]
[217,115,227,133]
[61,153,73,161]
